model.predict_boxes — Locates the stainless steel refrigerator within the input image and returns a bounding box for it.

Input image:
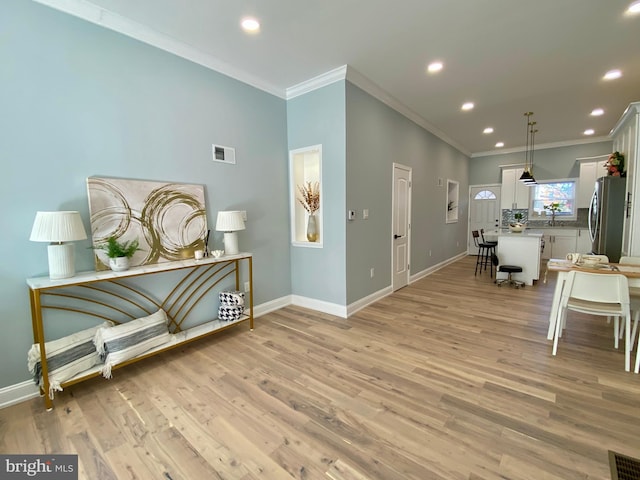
[588,176,626,262]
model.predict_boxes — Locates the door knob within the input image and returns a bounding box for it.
[394,234,402,239]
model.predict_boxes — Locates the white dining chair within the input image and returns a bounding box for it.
[553,270,631,372]
[618,256,640,350]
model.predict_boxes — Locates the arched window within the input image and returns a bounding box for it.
[474,190,497,200]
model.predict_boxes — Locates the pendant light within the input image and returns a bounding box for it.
[519,112,538,185]
[527,120,538,186]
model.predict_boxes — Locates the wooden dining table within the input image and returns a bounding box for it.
[545,258,640,341]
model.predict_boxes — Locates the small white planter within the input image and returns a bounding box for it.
[109,257,130,272]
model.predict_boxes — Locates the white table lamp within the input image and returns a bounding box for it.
[30,211,88,279]
[215,211,245,255]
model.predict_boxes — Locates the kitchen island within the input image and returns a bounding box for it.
[488,230,543,286]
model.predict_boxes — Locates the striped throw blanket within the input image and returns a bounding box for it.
[93,309,171,379]
[27,321,112,399]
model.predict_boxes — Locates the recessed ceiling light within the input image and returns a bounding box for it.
[584,129,595,136]
[627,1,640,14]
[241,17,261,33]
[590,108,604,116]
[604,69,622,80]
[461,102,474,111]
[427,62,443,73]
[495,142,504,148]
[483,127,494,134]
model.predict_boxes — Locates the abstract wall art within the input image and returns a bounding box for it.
[87,177,208,270]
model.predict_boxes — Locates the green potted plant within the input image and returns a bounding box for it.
[510,212,526,232]
[94,236,140,272]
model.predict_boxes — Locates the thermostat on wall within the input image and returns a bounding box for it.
[212,144,236,165]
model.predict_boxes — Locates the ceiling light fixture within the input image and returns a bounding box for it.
[590,108,604,116]
[604,69,622,80]
[584,129,595,135]
[427,61,443,73]
[483,127,494,134]
[519,112,538,185]
[461,102,474,111]
[241,17,260,33]
[495,142,504,148]
[627,0,640,14]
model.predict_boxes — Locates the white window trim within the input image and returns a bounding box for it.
[529,178,579,221]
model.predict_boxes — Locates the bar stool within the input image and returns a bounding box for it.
[472,230,495,277]
[480,228,497,269]
[495,259,524,288]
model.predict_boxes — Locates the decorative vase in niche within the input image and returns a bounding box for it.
[306,214,318,242]
[109,257,130,272]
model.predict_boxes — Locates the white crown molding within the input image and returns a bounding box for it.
[33,0,286,98]
[609,101,640,138]
[345,66,471,157]
[32,0,472,157]
[285,65,347,99]
[285,65,471,156]
[471,135,611,158]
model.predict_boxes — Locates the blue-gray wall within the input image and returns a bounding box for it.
[346,83,469,303]
[1,0,290,388]
[1,0,610,392]
[287,82,347,305]
[469,141,613,185]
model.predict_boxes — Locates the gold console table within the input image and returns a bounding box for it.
[27,253,253,410]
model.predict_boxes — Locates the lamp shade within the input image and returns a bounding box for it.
[29,211,87,242]
[215,211,245,232]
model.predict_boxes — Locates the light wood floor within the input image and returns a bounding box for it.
[2,256,640,479]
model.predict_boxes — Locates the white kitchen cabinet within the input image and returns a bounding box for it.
[610,102,640,257]
[541,229,577,260]
[576,228,592,254]
[500,167,530,211]
[496,231,542,285]
[577,161,607,208]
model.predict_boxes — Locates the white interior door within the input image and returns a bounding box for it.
[392,164,411,290]
[468,185,501,254]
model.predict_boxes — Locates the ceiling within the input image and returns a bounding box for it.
[40,0,640,156]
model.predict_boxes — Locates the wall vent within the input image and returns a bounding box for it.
[212,144,236,165]
[610,450,640,480]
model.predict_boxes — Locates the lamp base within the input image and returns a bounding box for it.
[47,243,75,279]
[223,232,239,255]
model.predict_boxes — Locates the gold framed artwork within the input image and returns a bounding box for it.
[87,176,208,270]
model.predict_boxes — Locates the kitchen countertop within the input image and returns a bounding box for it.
[502,224,588,230]
[484,229,544,239]
[499,230,543,237]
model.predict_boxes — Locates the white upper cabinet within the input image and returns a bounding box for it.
[577,161,607,208]
[500,167,530,211]
[610,102,640,256]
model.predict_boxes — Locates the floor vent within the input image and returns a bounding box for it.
[610,451,640,480]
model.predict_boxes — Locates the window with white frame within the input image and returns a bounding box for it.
[530,180,577,219]
[474,190,497,200]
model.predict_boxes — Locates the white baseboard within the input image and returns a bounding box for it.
[410,252,466,283]
[347,285,393,317]
[252,295,290,318]
[1,255,464,409]
[291,295,348,318]
[0,380,40,409]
